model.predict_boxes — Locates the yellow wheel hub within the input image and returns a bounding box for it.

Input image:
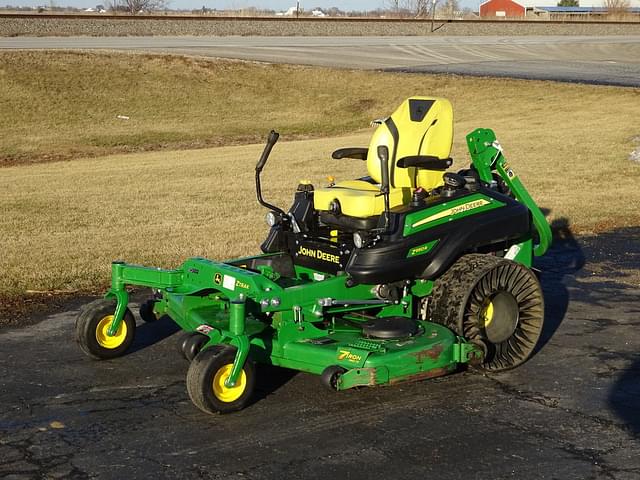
[212,364,247,403]
[95,315,127,349]
[481,301,494,327]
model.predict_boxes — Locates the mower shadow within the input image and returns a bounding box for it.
[609,354,640,438]
[128,314,181,355]
[126,313,300,400]
[533,216,585,354]
[251,364,299,406]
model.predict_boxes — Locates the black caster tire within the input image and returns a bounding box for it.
[184,334,209,362]
[139,299,158,323]
[429,254,544,372]
[176,332,210,361]
[321,365,346,391]
[186,347,255,414]
[76,298,136,360]
[176,331,194,358]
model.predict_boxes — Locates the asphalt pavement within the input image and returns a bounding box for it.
[2,35,640,86]
[1,226,639,479]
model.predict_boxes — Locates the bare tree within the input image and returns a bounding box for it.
[603,0,630,13]
[106,0,127,12]
[403,0,436,17]
[123,0,167,13]
[437,0,459,18]
[384,0,405,16]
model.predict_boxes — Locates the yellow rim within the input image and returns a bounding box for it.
[481,301,495,328]
[95,315,128,349]
[212,364,247,403]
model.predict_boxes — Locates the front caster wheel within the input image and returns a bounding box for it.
[139,299,158,323]
[176,332,210,361]
[186,347,255,414]
[75,298,136,360]
[183,333,209,361]
[321,365,346,391]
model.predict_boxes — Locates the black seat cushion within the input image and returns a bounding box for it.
[319,211,380,232]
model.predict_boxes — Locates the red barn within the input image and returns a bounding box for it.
[479,0,526,17]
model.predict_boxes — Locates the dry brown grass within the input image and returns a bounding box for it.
[1,52,640,301]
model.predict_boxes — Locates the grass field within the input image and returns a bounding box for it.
[1,51,639,303]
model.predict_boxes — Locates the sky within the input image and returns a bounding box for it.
[7,0,636,15]
[9,0,485,13]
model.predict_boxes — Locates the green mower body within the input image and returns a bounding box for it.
[76,99,552,414]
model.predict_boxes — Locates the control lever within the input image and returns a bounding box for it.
[377,145,391,231]
[441,172,466,197]
[255,130,286,217]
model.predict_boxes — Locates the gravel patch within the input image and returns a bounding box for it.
[1,16,640,37]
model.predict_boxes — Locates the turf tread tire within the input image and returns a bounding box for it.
[428,253,544,372]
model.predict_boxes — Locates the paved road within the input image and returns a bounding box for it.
[1,227,639,479]
[2,35,640,86]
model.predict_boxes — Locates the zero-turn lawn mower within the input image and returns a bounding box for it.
[76,97,552,414]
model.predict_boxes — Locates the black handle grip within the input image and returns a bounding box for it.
[256,130,279,172]
[377,145,390,193]
[396,155,453,170]
[332,147,368,160]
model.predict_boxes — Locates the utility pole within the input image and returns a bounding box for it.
[430,0,437,32]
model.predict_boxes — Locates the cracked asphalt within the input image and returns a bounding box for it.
[1,226,639,479]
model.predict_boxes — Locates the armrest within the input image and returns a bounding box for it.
[332,147,368,160]
[396,155,453,170]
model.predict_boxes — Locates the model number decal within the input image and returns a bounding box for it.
[411,199,491,228]
[407,240,439,258]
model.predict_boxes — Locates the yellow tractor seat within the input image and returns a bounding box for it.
[314,96,454,226]
[316,180,412,218]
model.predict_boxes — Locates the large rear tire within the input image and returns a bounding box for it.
[428,254,544,371]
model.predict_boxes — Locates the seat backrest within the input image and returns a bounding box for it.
[366,97,454,191]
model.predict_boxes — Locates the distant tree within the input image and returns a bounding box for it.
[557,0,578,6]
[401,0,435,17]
[385,0,401,15]
[106,0,120,12]
[437,0,459,17]
[107,0,167,13]
[123,0,168,13]
[326,6,344,16]
[603,0,630,13]
[461,6,477,17]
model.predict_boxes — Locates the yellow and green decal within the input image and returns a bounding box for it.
[336,347,368,367]
[338,349,362,363]
[407,239,439,258]
[403,194,504,236]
